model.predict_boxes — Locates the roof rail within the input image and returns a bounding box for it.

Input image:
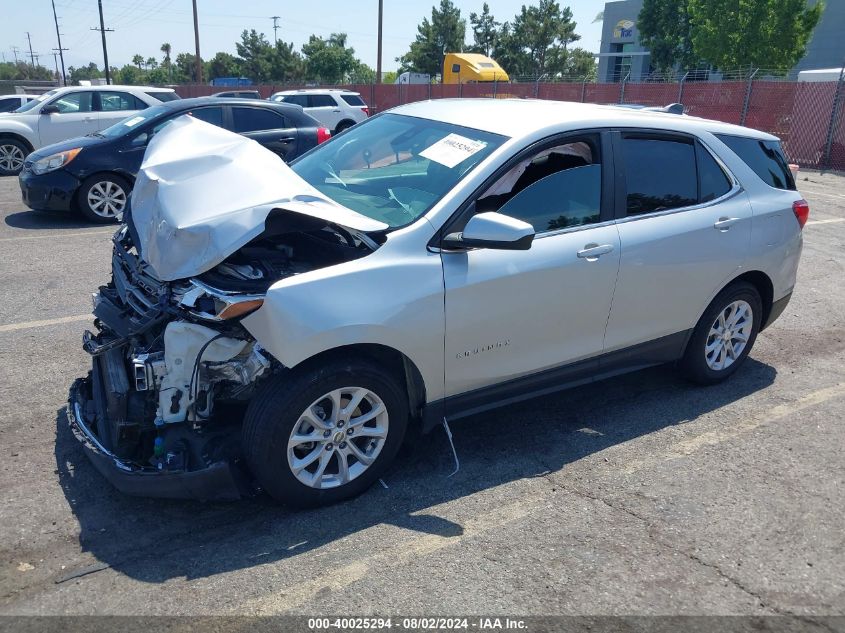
[643,102,685,115]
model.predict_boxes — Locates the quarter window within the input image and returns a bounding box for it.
[232,107,285,133]
[715,134,796,190]
[622,137,697,216]
[477,137,602,232]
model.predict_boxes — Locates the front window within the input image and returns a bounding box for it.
[98,105,170,138]
[15,91,56,113]
[50,91,94,113]
[291,113,506,228]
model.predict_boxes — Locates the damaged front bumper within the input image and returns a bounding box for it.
[68,374,251,501]
[67,227,274,501]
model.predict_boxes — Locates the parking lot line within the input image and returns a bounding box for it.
[0,314,90,333]
[0,229,114,243]
[805,218,845,226]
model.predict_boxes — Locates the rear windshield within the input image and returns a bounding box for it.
[715,134,795,190]
[146,91,180,102]
[341,94,366,106]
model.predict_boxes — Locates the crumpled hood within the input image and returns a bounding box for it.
[130,115,388,282]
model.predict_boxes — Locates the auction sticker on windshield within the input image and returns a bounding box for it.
[123,116,146,127]
[420,133,487,168]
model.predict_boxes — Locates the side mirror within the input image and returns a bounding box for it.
[442,212,535,251]
[40,105,60,115]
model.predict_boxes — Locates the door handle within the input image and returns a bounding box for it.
[714,217,740,231]
[278,136,295,143]
[332,109,341,112]
[577,243,614,260]
[84,116,96,122]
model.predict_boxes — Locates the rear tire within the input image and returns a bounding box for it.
[680,281,762,385]
[334,120,355,134]
[242,357,409,507]
[76,173,130,223]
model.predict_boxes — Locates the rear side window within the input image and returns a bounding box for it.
[280,94,307,107]
[715,134,795,190]
[622,137,697,216]
[98,91,145,111]
[308,94,336,108]
[147,91,179,103]
[341,94,365,106]
[232,107,285,133]
[697,142,732,202]
[0,98,19,113]
[188,106,224,128]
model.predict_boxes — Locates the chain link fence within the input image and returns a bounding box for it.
[176,68,845,171]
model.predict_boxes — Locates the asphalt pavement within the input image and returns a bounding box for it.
[0,171,843,617]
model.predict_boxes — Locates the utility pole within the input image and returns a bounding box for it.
[10,46,20,64]
[50,0,67,85]
[52,52,61,82]
[271,16,280,45]
[376,0,383,83]
[53,48,69,85]
[91,0,114,84]
[192,0,202,83]
[26,32,37,66]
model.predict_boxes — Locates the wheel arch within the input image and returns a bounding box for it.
[729,270,774,328]
[334,119,356,133]
[287,343,427,424]
[0,132,35,154]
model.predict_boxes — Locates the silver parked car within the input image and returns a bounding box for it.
[69,99,806,506]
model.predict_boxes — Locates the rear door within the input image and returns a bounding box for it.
[603,130,752,356]
[37,91,98,145]
[95,91,146,129]
[307,94,342,130]
[231,106,299,161]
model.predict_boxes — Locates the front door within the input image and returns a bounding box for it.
[442,133,621,398]
[37,91,98,146]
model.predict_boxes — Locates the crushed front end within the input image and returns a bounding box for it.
[69,226,274,500]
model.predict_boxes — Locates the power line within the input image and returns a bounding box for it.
[271,16,280,44]
[90,0,114,84]
[51,0,68,85]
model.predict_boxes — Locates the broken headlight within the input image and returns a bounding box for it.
[179,279,264,322]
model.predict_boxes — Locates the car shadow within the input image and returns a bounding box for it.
[55,359,777,584]
[4,210,108,230]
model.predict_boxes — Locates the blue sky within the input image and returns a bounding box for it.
[4,0,605,75]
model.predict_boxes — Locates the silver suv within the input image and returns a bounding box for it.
[69,100,806,506]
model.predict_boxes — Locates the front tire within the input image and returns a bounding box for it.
[680,281,762,385]
[76,173,130,223]
[242,357,409,507]
[0,138,29,176]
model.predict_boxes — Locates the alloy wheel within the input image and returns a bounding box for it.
[287,387,389,489]
[0,144,25,172]
[705,300,753,371]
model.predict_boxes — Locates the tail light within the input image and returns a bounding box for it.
[316,127,331,144]
[362,107,369,116]
[792,199,810,229]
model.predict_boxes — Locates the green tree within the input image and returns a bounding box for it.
[0,61,53,80]
[68,62,103,83]
[302,33,360,83]
[174,52,203,82]
[398,0,466,75]
[559,47,596,79]
[382,70,398,83]
[207,52,241,80]
[348,62,376,83]
[160,42,172,81]
[469,3,500,56]
[115,64,144,85]
[132,54,144,70]
[638,0,696,73]
[495,0,580,78]
[688,0,823,71]
[146,57,158,70]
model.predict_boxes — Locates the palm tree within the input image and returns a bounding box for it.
[146,57,157,70]
[132,54,144,70]
[160,42,172,81]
